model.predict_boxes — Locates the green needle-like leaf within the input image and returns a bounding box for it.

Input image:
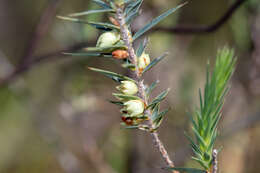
[68,9,115,17]
[125,0,143,15]
[88,67,135,82]
[112,93,141,101]
[57,16,120,31]
[153,108,170,128]
[92,0,112,9]
[109,100,124,106]
[145,80,159,97]
[84,45,127,53]
[148,88,170,109]
[142,52,168,73]
[132,2,187,41]
[136,38,148,57]
[63,52,113,58]
[164,167,207,173]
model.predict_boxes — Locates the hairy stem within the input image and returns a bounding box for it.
[116,6,177,172]
[212,149,218,173]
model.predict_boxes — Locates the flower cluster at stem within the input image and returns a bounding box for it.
[114,80,146,125]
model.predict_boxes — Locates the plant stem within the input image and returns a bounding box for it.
[116,6,177,172]
[212,149,218,173]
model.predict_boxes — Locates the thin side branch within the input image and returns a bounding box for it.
[153,0,247,34]
[19,0,62,67]
[116,6,176,172]
[0,42,90,87]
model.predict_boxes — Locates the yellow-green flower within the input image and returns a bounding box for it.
[116,81,138,95]
[121,100,145,117]
[138,52,150,71]
[96,31,120,47]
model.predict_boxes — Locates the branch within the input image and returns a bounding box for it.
[0,42,90,87]
[153,0,247,34]
[19,0,62,67]
[116,7,177,173]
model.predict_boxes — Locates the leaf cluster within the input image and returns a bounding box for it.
[186,48,236,170]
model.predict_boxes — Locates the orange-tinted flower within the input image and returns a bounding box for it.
[112,50,129,59]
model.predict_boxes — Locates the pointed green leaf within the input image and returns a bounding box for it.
[125,0,143,24]
[145,80,159,97]
[151,103,160,122]
[132,2,187,40]
[112,93,141,100]
[84,45,127,53]
[136,38,148,57]
[63,52,113,58]
[125,0,143,15]
[153,108,170,128]
[143,52,168,73]
[164,167,206,173]
[191,157,209,170]
[68,9,115,17]
[192,127,207,149]
[123,125,139,129]
[57,16,120,31]
[109,100,124,106]
[148,88,170,109]
[88,67,135,82]
[92,0,111,9]
[184,132,203,156]
[125,9,140,24]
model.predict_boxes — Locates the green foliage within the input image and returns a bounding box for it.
[92,0,112,9]
[142,53,168,73]
[84,45,127,53]
[57,16,120,31]
[145,80,159,98]
[125,0,143,23]
[63,52,113,58]
[112,93,140,101]
[132,2,187,41]
[151,104,170,129]
[88,67,135,82]
[165,167,206,173]
[148,88,170,109]
[187,48,236,170]
[136,38,148,57]
[68,9,115,17]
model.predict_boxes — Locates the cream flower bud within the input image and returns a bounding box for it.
[138,52,150,71]
[96,32,120,47]
[121,100,145,117]
[116,81,138,95]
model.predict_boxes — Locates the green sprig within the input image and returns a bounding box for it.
[187,47,236,170]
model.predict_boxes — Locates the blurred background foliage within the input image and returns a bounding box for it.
[0,0,260,173]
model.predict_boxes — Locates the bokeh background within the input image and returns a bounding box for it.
[0,0,260,172]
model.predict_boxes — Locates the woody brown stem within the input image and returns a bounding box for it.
[116,6,177,173]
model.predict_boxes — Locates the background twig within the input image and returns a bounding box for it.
[153,0,247,34]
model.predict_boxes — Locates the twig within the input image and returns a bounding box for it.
[153,0,247,34]
[212,149,218,173]
[116,6,177,173]
[0,41,90,87]
[19,0,62,67]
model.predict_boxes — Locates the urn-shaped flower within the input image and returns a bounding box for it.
[138,52,150,71]
[116,81,138,95]
[96,32,120,47]
[121,100,144,117]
